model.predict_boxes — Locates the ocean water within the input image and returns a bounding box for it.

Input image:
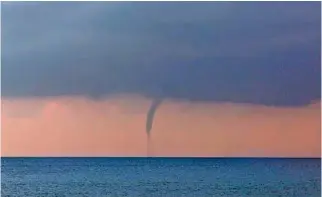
[1,158,321,197]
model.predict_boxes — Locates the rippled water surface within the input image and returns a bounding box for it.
[1,157,321,197]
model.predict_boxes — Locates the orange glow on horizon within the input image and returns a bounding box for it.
[1,96,321,157]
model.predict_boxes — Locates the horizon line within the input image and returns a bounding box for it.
[1,156,321,159]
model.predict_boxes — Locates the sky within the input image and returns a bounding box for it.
[1,2,321,157]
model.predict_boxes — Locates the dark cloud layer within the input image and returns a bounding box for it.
[2,2,321,106]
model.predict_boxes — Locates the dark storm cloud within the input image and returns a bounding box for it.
[2,2,321,106]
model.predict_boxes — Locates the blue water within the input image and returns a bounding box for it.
[1,158,321,197]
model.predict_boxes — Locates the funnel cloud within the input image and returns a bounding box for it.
[146,98,163,137]
[145,98,163,156]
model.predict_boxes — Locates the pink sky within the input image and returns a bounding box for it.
[1,95,321,157]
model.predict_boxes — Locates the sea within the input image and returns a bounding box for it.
[1,157,321,197]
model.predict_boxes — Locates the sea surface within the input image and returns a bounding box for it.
[1,157,321,197]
